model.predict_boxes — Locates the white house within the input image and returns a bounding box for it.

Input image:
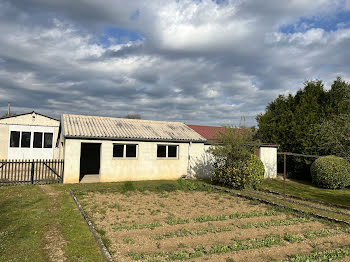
[58,114,278,184]
[0,112,60,160]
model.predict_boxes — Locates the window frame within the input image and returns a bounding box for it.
[21,131,31,148]
[9,131,20,148]
[43,132,53,148]
[157,144,179,159]
[113,143,138,159]
[33,132,43,148]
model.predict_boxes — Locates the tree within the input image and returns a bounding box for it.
[124,114,141,119]
[209,126,264,189]
[317,114,350,160]
[256,77,350,179]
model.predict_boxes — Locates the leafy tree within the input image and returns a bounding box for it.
[209,126,264,189]
[124,114,141,119]
[317,114,350,160]
[256,77,350,179]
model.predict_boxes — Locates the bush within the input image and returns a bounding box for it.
[211,154,265,189]
[310,155,350,189]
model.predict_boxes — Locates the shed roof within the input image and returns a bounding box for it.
[186,124,224,143]
[62,114,207,142]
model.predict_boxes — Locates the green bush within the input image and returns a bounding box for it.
[211,154,265,189]
[310,155,350,189]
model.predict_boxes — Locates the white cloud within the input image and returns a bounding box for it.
[0,0,350,126]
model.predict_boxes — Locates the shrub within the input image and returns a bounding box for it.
[121,181,135,192]
[211,154,265,189]
[310,155,350,189]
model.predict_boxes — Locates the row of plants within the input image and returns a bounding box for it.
[112,209,280,231]
[153,216,311,240]
[287,247,350,262]
[128,229,338,261]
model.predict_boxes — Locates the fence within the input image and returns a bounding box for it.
[0,159,64,185]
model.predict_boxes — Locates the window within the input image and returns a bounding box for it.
[113,144,138,158]
[168,145,177,158]
[157,145,178,158]
[44,133,53,148]
[113,144,124,157]
[21,132,31,148]
[10,131,20,148]
[33,132,43,148]
[157,145,166,158]
[126,144,137,157]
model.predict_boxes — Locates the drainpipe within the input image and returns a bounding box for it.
[187,141,192,178]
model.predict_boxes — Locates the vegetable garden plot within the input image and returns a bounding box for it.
[77,190,350,262]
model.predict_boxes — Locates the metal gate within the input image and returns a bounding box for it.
[0,159,64,185]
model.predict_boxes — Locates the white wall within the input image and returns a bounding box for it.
[8,125,56,160]
[63,138,202,184]
[259,146,277,178]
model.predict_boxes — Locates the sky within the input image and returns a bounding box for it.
[1,0,350,126]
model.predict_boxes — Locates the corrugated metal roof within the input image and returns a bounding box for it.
[62,114,207,142]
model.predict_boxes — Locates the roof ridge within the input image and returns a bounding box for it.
[62,113,185,125]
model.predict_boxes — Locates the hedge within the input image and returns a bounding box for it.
[310,155,350,189]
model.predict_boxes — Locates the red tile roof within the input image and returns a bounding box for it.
[186,124,224,143]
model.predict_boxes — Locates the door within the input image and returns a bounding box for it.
[80,143,101,181]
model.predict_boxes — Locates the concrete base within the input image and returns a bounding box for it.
[80,174,100,183]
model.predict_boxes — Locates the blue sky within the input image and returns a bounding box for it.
[1,0,350,126]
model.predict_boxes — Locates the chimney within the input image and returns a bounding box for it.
[7,102,10,117]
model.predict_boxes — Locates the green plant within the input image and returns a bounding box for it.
[211,154,264,189]
[156,183,177,192]
[310,155,350,189]
[122,181,136,192]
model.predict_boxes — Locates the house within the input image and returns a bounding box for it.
[58,114,207,183]
[0,112,60,160]
[186,124,279,178]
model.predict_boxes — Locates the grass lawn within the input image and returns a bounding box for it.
[0,185,104,262]
[259,178,350,207]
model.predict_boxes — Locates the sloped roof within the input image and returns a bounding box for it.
[186,124,224,142]
[0,111,59,121]
[62,114,206,142]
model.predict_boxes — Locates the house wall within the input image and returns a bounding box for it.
[63,138,205,184]
[0,113,59,160]
[259,146,277,178]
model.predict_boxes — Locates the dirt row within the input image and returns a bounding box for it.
[80,190,350,262]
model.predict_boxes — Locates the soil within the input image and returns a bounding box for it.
[40,185,67,262]
[79,190,350,262]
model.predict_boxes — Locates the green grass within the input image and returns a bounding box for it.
[0,185,104,262]
[0,185,52,262]
[259,178,350,207]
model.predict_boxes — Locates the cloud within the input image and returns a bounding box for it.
[0,0,350,126]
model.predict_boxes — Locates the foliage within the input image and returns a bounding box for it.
[211,154,265,189]
[209,126,263,189]
[317,114,350,160]
[256,77,350,179]
[121,181,135,192]
[310,155,350,189]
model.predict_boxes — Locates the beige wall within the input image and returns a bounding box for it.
[0,125,9,159]
[0,113,59,159]
[63,138,205,184]
[259,147,277,178]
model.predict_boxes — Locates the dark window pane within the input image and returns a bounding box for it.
[10,131,20,148]
[168,145,177,158]
[126,144,137,158]
[21,132,31,148]
[44,133,53,148]
[33,132,43,148]
[157,145,166,158]
[113,144,124,157]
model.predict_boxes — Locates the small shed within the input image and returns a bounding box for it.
[186,124,279,178]
[58,114,207,183]
[0,112,60,160]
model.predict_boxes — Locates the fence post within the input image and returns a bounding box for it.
[283,153,286,196]
[31,161,35,184]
